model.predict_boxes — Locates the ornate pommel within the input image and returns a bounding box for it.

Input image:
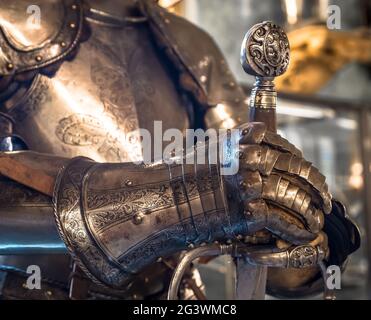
[240,21,290,132]
[240,21,290,78]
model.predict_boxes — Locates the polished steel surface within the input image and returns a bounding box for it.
[0,177,65,254]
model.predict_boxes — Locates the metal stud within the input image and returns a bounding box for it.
[70,22,76,29]
[242,128,249,136]
[71,4,77,10]
[35,55,42,62]
[60,41,67,48]
[125,180,133,187]
[6,63,14,70]
[133,214,143,225]
[200,75,207,83]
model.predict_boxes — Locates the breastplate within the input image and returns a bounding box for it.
[4,18,190,163]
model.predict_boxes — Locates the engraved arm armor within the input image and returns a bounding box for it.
[51,122,335,289]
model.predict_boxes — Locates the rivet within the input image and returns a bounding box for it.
[6,63,14,70]
[157,257,163,263]
[242,128,249,136]
[125,180,133,187]
[70,23,76,29]
[200,75,207,83]
[133,214,143,225]
[71,4,77,10]
[188,243,195,249]
[35,55,42,62]
[46,291,52,296]
[60,41,67,48]
[229,82,236,88]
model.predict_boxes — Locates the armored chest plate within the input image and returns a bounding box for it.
[6,21,190,163]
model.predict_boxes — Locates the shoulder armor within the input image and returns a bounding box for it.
[0,0,84,76]
[142,1,246,110]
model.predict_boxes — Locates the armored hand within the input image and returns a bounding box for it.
[235,121,331,245]
[237,22,331,246]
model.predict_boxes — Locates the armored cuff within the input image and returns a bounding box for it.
[53,156,247,289]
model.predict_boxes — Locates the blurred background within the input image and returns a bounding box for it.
[160,0,371,300]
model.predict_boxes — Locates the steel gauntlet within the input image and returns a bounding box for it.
[53,147,248,289]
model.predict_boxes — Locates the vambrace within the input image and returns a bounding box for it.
[52,154,248,289]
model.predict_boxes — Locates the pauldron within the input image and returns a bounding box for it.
[0,0,84,77]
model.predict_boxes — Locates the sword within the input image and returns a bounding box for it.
[235,21,290,300]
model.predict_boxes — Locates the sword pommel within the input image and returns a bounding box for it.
[240,21,290,132]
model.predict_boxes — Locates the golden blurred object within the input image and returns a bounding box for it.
[158,0,184,15]
[276,25,371,95]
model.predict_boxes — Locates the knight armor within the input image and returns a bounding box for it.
[0,0,360,300]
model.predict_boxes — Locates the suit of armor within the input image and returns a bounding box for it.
[0,0,360,299]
